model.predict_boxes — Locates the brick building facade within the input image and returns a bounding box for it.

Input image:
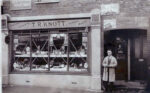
[1,0,150,92]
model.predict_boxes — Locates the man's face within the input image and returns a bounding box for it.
[107,50,112,56]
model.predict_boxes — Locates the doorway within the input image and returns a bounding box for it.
[104,29,147,80]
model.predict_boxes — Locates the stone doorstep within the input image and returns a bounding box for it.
[114,81,146,90]
[115,86,145,90]
[114,85,146,90]
[2,84,12,88]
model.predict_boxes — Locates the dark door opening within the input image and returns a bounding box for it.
[104,29,147,81]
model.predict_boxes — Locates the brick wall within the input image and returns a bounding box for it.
[3,0,150,17]
[3,0,100,17]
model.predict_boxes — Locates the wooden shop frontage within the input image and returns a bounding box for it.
[2,10,102,92]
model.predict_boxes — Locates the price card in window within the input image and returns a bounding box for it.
[14,39,18,44]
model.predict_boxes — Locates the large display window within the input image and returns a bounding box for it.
[11,29,89,73]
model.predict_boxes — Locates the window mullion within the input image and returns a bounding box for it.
[30,32,32,71]
[67,32,70,71]
[48,31,50,71]
[10,31,14,72]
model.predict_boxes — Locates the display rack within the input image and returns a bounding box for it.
[12,31,88,72]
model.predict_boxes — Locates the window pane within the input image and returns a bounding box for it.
[69,32,88,72]
[31,34,49,71]
[13,34,31,71]
[49,33,68,72]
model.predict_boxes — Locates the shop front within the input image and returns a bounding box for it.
[9,19,90,73]
[2,9,102,92]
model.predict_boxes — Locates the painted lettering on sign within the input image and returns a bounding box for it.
[9,19,90,30]
[31,21,65,28]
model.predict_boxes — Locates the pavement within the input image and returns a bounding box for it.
[2,85,150,93]
[2,81,150,93]
[2,85,99,93]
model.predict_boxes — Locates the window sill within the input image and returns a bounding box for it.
[35,0,60,4]
[9,71,91,76]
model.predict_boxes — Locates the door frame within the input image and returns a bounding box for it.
[128,39,131,81]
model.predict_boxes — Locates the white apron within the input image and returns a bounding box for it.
[102,56,117,82]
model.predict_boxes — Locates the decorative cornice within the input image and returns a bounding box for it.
[9,13,91,22]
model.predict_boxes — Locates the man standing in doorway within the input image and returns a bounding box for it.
[102,50,118,92]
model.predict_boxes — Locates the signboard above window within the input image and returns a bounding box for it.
[10,0,31,10]
[35,0,60,4]
[9,19,90,30]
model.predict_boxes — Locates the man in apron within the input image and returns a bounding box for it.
[102,50,118,92]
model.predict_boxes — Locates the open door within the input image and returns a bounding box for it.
[104,31,128,80]
[104,29,147,81]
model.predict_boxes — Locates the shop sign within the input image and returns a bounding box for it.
[10,0,31,10]
[9,19,90,30]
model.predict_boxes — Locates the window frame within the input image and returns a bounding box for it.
[9,28,91,74]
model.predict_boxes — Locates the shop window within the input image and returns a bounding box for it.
[12,30,89,73]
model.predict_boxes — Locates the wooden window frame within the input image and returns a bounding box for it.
[9,28,91,75]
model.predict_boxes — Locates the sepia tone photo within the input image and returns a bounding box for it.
[1,0,150,93]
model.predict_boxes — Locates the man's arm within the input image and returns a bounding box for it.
[102,57,108,67]
[109,57,117,67]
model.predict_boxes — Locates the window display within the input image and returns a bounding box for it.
[49,33,68,72]
[69,32,88,72]
[12,30,88,73]
[13,34,31,71]
[31,34,49,71]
